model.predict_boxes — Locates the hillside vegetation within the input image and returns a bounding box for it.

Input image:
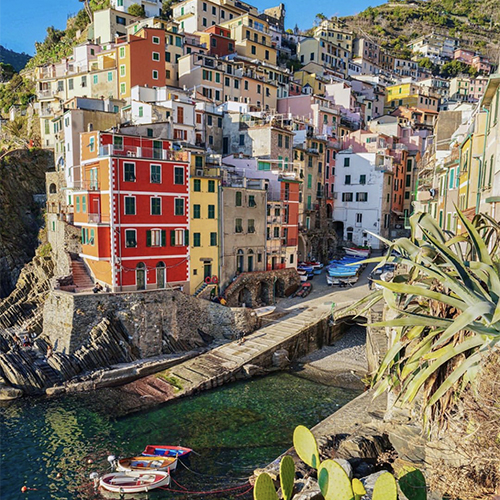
[0,46,32,73]
[344,0,500,61]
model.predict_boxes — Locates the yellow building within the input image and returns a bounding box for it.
[188,149,221,295]
[220,13,277,65]
[293,70,329,96]
[385,83,439,112]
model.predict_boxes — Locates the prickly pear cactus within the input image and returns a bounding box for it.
[317,459,354,500]
[399,466,426,500]
[372,472,398,500]
[293,425,320,469]
[280,455,295,500]
[253,472,279,500]
[352,478,367,500]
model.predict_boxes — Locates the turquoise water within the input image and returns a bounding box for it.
[0,373,360,499]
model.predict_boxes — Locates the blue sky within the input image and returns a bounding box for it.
[0,0,383,56]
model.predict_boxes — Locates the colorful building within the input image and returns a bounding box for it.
[73,130,190,292]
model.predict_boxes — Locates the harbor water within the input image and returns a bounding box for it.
[0,373,360,499]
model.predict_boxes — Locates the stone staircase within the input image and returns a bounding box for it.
[71,258,94,291]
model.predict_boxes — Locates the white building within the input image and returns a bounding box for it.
[332,150,393,249]
[111,0,162,19]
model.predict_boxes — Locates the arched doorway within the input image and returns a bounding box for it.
[274,278,286,298]
[236,249,244,273]
[49,183,57,194]
[156,261,165,289]
[238,287,252,307]
[326,203,332,219]
[346,227,353,242]
[247,249,254,272]
[259,281,270,305]
[136,262,146,290]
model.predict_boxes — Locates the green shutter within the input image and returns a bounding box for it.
[161,230,166,247]
[170,230,176,246]
[81,227,85,244]
[184,229,189,246]
[146,230,152,247]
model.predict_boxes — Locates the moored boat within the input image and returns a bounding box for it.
[117,456,178,472]
[142,445,192,459]
[100,471,170,493]
[343,247,370,257]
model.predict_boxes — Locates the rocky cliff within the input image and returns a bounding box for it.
[0,148,54,298]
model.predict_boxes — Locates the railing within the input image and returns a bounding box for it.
[99,145,189,162]
[38,89,54,99]
[243,22,269,34]
[88,213,110,223]
[39,106,55,117]
[73,180,100,191]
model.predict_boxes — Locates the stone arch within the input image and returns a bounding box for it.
[238,287,252,307]
[259,280,271,305]
[274,278,286,298]
[49,183,57,194]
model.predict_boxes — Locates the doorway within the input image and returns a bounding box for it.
[136,262,146,290]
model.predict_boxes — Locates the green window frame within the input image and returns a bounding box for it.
[235,191,242,206]
[208,180,215,192]
[151,197,161,215]
[76,196,80,213]
[151,164,161,183]
[193,233,201,247]
[193,204,201,218]
[82,196,86,212]
[174,167,184,185]
[124,162,135,182]
[125,229,136,247]
[174,198,184,215]
[210,232,217,246]
[125,197,136,215]
[194,179,201,191]
[208,205,215,218]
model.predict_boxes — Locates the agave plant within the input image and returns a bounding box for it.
[342,210,500,424]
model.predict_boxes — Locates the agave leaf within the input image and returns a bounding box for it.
[376,340,405,378]
[370,315,453,329]
[372,376,392,397]
[364,230,393,247]
[401,335,486,405]
[400,329,444,379]
[413,211,447,244]
[456,209,495,267]
[425,349,487,407]
[335,290,383,319]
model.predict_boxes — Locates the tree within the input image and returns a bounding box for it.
[128,3,145,17]
[161,0,176,19]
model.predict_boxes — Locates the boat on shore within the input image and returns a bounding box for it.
[100,471,170,493]
[343,247,370,258]
[326,274,359,286]
[254,306,276,317]
[117,456,178,472]
[142,445,192,459]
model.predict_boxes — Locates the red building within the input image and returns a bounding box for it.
[73,130,190,292]
[281,178,300,266]
[200,26,235,57]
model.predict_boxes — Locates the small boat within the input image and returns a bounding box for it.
[293,282,312,298]
[254,306,276,317]
[117,456,178,472]
[298,270,308,282]
[326,274,359,286]
[344,247,370,257]
[327,268,358,278]
[100,471,170,493]
[142,445,192,459]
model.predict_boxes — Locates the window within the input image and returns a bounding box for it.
[274,227,280,238]
[248,195,256,207]
[119,47,125,58]
[76,196,80,213]
[174,167,184,184]
[207,115,213,126]
[175,36,182,47]
[152,70,158,80]
[248,219,255,233]
[235,191,242,206]
[210,232,217,246]
[208,205,215,219]
[148,164,161,184]
[138,106,143,117]
[406,174,411,187]
[165,51,171,62]
[356,213,362,223]
[152,52,160,61]
[342,193,353,202]
[81,76,87,87]
[193,233,201,247]
[193,179,201,192]
[405,191,410,200]
[120,83,126,94]
[170,229,187,246]
[175,198,185,216]
[147,229,166,247]
[81,196,87,212]
[68,79,74,90]
[107,72,113,82]
[239,134,245,146]
[125,229,137,248]
[278,134,283,147]
[356,192,368,202]
[120,65,126,76]
[89,136,95,152]
[153,36,160,44]
[208,180,215,192]
[251,45,256,55]
[125,197,136,215]
[116,15,126,25]
[93,75,98,84]
[360,174,366,184]
[345,175,351,185]
[151,197,161,215]
[265,50,269,60]
[124,162,135,182]
[202,17,207,26]
[235,218,243,233]
[344,157,350,167]
[307,174,312,189]
[193,204,201,219]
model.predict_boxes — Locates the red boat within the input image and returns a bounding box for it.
[142,445,192,459]
[293,282,312,298]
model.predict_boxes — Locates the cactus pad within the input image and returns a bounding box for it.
[253,472,279,500]
[352,478,367,500]
[399,466,426,500]
[280,455,295,500]
[372,472,398,500]
[317,459,354,500]
[293,425,320,469]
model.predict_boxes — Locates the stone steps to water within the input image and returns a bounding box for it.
[71,259,94,290]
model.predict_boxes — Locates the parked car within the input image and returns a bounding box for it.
[368,263,395,290]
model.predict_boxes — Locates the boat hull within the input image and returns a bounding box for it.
[117,456,177,472]
[326,274,359,286]
[344,247,370,257]
[142,445,192,459]
[100,471,170,493]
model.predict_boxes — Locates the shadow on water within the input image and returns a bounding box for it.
[0,372,361,499]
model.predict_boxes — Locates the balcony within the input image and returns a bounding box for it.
[39,105,55,117]
[99,145,189,162]
[38,89,55,99]
[88,213,110,224]
[74,180,100,191]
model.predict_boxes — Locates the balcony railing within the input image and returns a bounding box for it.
[99,145,189,162]
[38,89,55,99]
[88,213,110,223]
[73,180,100,191]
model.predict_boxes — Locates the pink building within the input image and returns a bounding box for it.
[454,48,475,64]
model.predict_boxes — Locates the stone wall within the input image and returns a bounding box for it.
[43,288,258,356]
[223,268,300,307]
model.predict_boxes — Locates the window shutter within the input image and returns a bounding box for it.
[170,230,176,246]
[146,230,152,247]
[161,230,166,247]
[184,229,189,246]
[81,228,85,244]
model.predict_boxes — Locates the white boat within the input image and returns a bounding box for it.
[100,471,170,493]
[326,274,359,286]
[116,455,178,472]
[254,306,276,317]
[343,247,370,257]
